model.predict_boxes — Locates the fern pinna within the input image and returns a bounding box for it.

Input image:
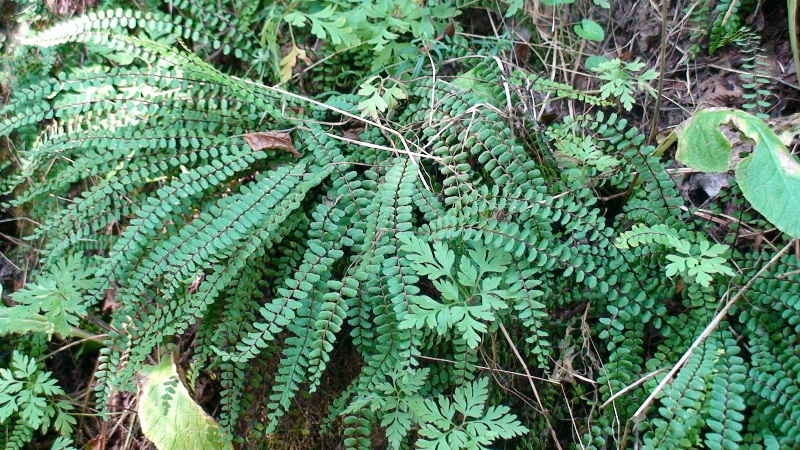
[2,4,800,450]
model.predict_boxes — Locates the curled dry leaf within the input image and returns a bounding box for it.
[242,130,301,157]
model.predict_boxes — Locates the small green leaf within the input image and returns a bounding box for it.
[504,0,524,17]
[283,11,306,27]
[137,355,232,450]
[574,19,604,41]
[357,76,407,119]
[585,55,611,71]
[451,67,497,103]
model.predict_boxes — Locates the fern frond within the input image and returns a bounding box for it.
[708,0,755,54]
[261,201,351,432]
[24,8,249,59]
[705,338,746,450]
[642,337,719,449]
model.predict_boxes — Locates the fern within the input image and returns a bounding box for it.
[705,337,746,450]
[683,0,774,118]
[683,0,714,60]
[642,337,719,449]
[590,59,658,111]
[3,3,800,449]
[708,0,755,54]
[414,376,527,448]
[733,30,774,119]
[398,233,519,349]
[346,370,527,449]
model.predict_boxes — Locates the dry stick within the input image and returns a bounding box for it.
[491,56,514,112]
[530,0,539,26]
[628,240,796,429]
[560,382,586,450]
[498,322,564,450]
[38,333,109,362]
[647,0,670,146]
[600,368,666,410]
[417,354,561,384]
[325,132,444,163]
[237,77,433,191]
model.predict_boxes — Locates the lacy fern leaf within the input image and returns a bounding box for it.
[615,224,735,287]
[0,351,76,440]
[398,234,517,349]
[0,256,96,339]
[415,377,528,449]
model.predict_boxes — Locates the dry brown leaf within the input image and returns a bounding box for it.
[45,0,96,16]
[242,131,301,157]
[83,437,104,450]
[279,44,312,83]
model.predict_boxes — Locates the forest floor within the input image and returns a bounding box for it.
[1,0,798,449]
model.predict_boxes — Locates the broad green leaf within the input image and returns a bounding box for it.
[736,132,800,238]
[675,109,734,172]
[675,108,800,237]
[574,19,604,41]
[137,355,232,450]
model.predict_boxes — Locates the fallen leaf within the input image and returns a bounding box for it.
[137,354,233,450]
[675,108,800,238]
[242,131,301,157]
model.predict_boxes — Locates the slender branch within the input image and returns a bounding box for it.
[499,322,564,450]
[238,77,433,190]
[38,333,109,362]
[647,0,670,146]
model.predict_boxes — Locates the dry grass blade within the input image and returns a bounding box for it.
[498,322,564,450]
